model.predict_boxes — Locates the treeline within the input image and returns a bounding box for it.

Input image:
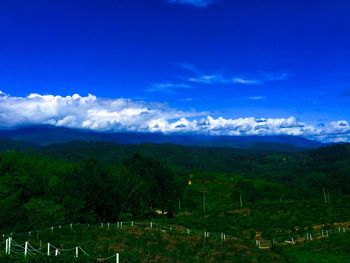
[0,152,183,232]
[38,141,350,199]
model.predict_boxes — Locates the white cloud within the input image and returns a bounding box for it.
[188,74,227,84]
[249,96,266,100]
[179,63,277,86]
[0,91,349,142]
[168,0,215,7]
[147,82,191,93]
[233,78,261,85]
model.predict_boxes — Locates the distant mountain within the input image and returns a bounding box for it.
[0,125,324,151]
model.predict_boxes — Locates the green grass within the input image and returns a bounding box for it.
[0,223,285,263]
[280,233,350,263]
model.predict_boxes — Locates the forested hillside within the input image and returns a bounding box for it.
[0,141,350,234]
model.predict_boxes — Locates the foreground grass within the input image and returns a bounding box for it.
[279,233,350,263]
[0,224,284,262]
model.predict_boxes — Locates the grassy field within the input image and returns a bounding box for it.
[2,220,350,262]
[0,223,284,262]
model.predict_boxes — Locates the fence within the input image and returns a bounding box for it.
[1,220,350,261]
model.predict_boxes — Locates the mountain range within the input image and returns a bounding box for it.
[0,125,325,151]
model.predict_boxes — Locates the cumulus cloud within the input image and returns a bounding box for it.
[168,0,215,7]
[0,91,349,142]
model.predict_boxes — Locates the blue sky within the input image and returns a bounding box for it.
[0,0,350,141]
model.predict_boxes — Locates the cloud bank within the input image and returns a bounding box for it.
[0,91,349,142]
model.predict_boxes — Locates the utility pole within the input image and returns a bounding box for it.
[202,192,206,213]
[323,187,327,204]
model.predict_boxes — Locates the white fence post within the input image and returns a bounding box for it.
[131,221,134,227]
[24,241,28,257]
[150,222,153,228]
[70,223,73,229]
[55,249,59,256]
[116,253,119,263]
[8,237,11,255]
[75,246,79,258]
[51,226,54,232]
[5,238,8,254]
[47,243,50,256]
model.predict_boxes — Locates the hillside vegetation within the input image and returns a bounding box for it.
[0,141,350,261]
